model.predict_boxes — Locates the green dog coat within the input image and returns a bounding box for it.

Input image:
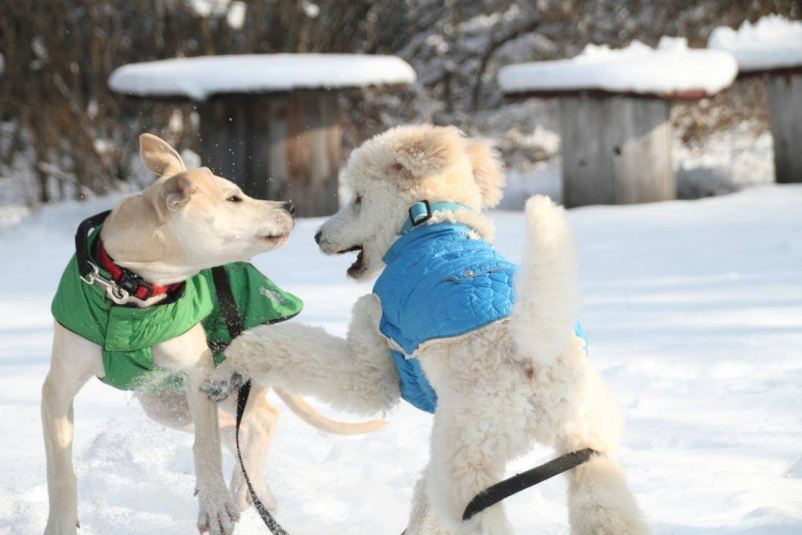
[51,227,303,391]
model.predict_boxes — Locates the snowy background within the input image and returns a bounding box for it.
[1,1,801,211]
[1,185,801,534]
[1,1,802,534]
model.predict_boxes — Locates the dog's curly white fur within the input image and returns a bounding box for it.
[205,125,652,534]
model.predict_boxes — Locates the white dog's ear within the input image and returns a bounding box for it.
[466,138,505,208]
[388,126,463,179]
[159,173,198,211]
[140,133,187,178]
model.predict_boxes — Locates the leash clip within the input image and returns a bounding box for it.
[79,262,131,303]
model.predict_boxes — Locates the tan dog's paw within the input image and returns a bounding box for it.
[197,483,240,535]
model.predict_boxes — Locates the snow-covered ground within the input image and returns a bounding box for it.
[1,186,801,534]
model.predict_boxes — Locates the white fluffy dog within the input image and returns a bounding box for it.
[204,125,652,534]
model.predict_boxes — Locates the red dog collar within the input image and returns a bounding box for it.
[97,240,182,301]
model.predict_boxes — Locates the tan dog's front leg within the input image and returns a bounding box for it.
[154,324,239,535]
[184,362,240,535]
[42,323,105,535]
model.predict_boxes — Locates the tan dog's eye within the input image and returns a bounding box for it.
[227,195,243,203]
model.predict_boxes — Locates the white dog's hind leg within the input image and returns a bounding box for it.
[550,341,652,535]
[405,471,452,535]
[42,323,105,535]
[426,407,521,535]
[513,195,651,534]
[566,455,651,535]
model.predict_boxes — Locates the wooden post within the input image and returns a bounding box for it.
[559,95,674,208]
[200,90,341,217]
[767,72,802,184]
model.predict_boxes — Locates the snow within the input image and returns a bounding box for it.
[498,37,738,97]
[187,0,231,19]
[225,1,246,30]
[709,15,802,73]
[2,186,802,534]
[674,123,775,199]
[108,55,417,101]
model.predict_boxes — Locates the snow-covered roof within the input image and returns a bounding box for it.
[498,38,738,98]
[709,15,802,73]
[108,54,416,101]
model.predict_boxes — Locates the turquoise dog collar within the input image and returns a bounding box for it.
[400,200,472,235]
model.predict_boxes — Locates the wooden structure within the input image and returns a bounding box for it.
[763,70,802,184]
[497,45,737,208]
[708,18,802,184]
[109,54,416,216]
[502,89,718,209]
[199,91,341,216]
[559,94,674,207]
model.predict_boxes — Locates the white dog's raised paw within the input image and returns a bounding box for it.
[197,484,240,535]
[201,371,244,403]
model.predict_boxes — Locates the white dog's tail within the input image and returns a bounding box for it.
[274,388,386,435]
[509,195,580,367]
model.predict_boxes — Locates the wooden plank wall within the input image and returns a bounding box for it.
[200,91,341,216]
[768,73,802,184]
[560,95,674,208]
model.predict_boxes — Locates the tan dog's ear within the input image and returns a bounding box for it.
[140,133,186,177]
[466,138,505,208]
[388,126,463,179]
[159,174,197,212]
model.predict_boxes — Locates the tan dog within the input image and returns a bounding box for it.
[205,125,652,535]
[41,134,381,535]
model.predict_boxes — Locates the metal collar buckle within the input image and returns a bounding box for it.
[117,271,153,300]
[408,200,433,227]
[79,262,131,302]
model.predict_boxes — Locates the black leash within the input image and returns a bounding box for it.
[211,266,290,535]
[462,448,599,521]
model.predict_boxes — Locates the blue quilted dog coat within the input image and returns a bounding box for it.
[374,205,587,414]
[373,222,517,413]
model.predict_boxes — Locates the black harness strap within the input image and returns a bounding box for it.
[211,266,290,535]
[75,210,112,278]
[462,448,599,521]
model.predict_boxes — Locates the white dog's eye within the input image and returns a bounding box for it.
[354,195,362,205]
[227,195,243,203]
